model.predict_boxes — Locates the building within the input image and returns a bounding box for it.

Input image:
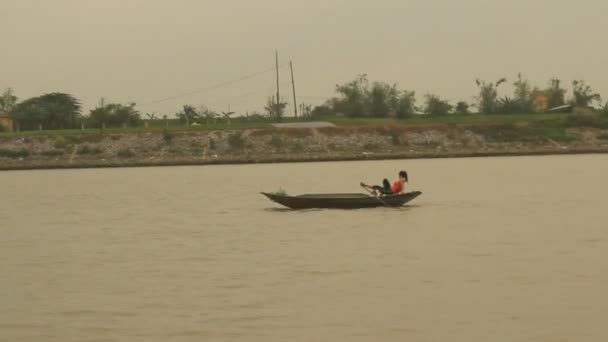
[0,110,14,131]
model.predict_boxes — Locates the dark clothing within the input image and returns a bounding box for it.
[372,178,394,195]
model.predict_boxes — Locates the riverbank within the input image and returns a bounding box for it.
[1,120,608,170]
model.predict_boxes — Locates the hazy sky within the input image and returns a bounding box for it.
[2,0,606,116]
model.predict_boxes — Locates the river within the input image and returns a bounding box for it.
[1,154,607,342]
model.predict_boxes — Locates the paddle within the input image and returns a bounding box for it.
[360,183,389,207]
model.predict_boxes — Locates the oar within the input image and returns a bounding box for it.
[360,183,389,207]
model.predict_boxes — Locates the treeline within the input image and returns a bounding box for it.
[0,89,144,131]
[1,72,607,132]
[311,74,606,118]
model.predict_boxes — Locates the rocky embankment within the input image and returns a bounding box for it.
[1,125,607,170]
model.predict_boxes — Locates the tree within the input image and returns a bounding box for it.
[476,78,507,114]
[334,74,369,117]
[221,111,235,124]
[496,96,519,114]
[395,91,417,119]
[454,101,470,114]
[571,80,601,107]
[11,97,44,130]
[11,93,81,130]
[369,82,398,118]
[176,105,199,125]
[88,100,141,128]
[114,103,141,127]
[265,96,288,122]
[601,102,608,116]
[0,88,18,112]
[201,108,218,125]
[424,94,452,115]
[546,78,567,109]
[513,73,533,113]
[310,104,333,118]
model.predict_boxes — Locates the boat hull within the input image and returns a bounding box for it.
[262,191,422,209]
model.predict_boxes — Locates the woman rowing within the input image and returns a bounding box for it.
[361,170,408,196]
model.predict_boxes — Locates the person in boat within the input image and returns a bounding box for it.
[361,170,408,196]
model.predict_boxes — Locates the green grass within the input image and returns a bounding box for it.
[39,149,65,157]
[77,144,103,155]
[471,122,576,143]
[0,148,31,158]
[117,149,136,158]
[327,113,568,126]
[1,113,604,138]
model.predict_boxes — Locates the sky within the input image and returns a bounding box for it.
[1,0,607,116]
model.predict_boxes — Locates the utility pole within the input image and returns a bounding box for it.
[290,60,298,117]
[275,51,280,109]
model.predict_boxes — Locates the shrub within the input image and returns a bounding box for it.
[269,134,282,148]
[472,123,575,143]
[77,144,103,155]
[363,142,379,150]
[208,137,216,150]
[117,148,136,158]
[168,147,184,155]
[40,150,65,157]
[390,131,401,145]
[564,115,608,129]
[54,138,70,149]
[0,148,30,158]
[65,135,82,144]
[162,128,174,144]
[228,131,245,149]
[292,141,305,152]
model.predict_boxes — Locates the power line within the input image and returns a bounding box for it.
[139,66,287,107]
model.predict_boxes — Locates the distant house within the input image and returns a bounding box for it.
[0,110,14,131]
[530,90,549,113]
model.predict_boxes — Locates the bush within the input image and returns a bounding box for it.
[228,131,245,149]
[40,150,65,157]
[0,148,30,158]
[563,115,608,129]
[364,142,379,150]
[269,134,282,148]
[390,131,401,145]
[65,135,82,144]
[292,141,305,152]
[117,149,136,158]
[77,144,103,155]
[208,137,216,150]
[162,128,174,144]
[473,123,575,143]
[54,138,70,149]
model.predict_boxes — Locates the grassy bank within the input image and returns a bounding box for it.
[1,113,607,171]
[4,112,605,138]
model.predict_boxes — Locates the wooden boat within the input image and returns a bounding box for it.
[261,191,422,209]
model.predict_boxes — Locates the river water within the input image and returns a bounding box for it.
[1,155,607,342]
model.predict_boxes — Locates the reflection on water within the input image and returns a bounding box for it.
[1,154,607,342]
